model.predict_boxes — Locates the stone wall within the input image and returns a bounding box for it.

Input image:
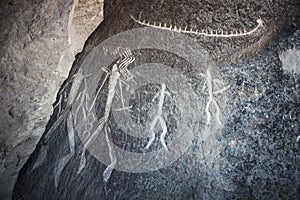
[12,0,300,199]
[0,0,103,199]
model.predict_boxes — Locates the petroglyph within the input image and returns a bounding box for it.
[76,48,135,183]
[145,83,170,151]
[131,14,263,38]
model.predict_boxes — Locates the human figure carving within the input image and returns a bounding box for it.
[145,83,170,151]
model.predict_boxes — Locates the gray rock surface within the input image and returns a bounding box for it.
[71,0,104,54]
[0,0,103,199]
[280,47,300,76]
[13,0,300,199]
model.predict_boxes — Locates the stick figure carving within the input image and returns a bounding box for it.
[76,48,135,183]
[145,83,170,151]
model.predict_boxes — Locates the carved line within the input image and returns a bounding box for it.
[145,83,169,151]
[77,50,135,181]
[54,113,75,188]
[203,68,231,126]
[130,15,263,38]
[102,125,116,182]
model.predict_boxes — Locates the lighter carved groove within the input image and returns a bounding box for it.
[130,15,263,38]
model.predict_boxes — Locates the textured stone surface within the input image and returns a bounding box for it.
[280,48,300,75]
[0,0,103,199]
[71,0,104,54]
[13,0,300,199]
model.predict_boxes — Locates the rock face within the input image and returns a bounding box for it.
[280,48,300,75]
[0,0,103,199]
[10,0,300,199]
[71,0,104,54]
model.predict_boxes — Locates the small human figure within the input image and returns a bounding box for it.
[145,83,169,151]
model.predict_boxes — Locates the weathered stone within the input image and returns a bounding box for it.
[9,0,300,199]
[71,0,104,54]
[280,47,300,76]
[0,0,103,199]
